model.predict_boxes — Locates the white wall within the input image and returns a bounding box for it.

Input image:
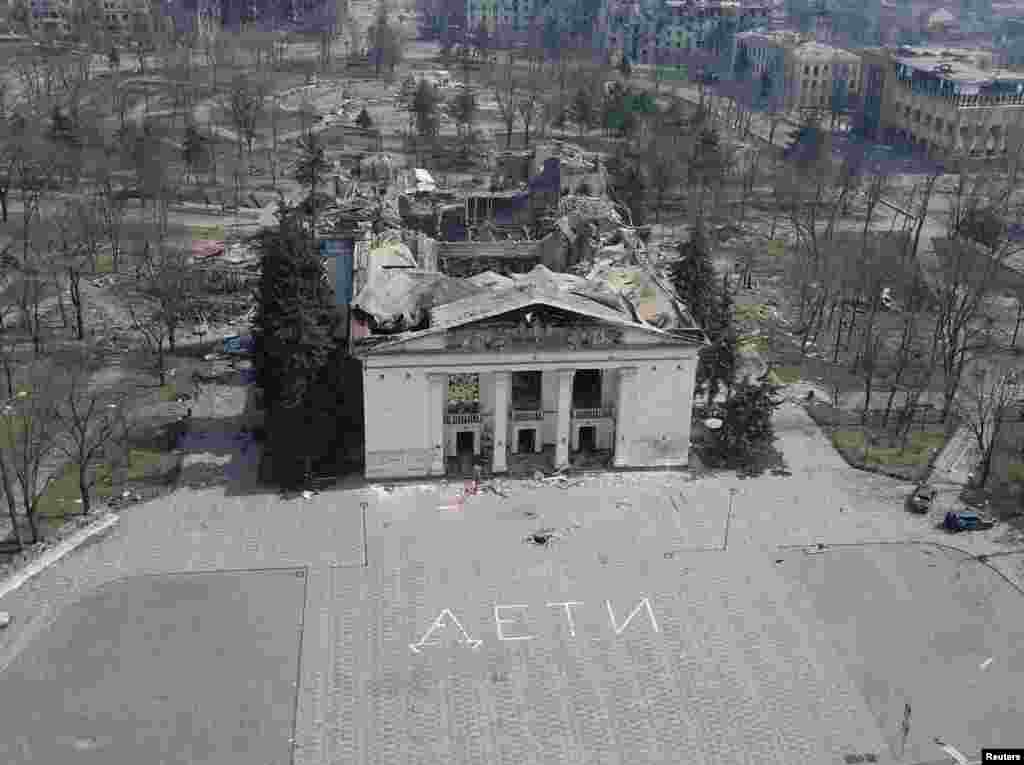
[361,332,702,475]
[620,356,698,468]
[363,368,433,479]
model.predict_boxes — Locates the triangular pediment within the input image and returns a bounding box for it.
[444,304,629,352]
[357,297,703,356]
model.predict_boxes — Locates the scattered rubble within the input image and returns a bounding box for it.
[525,528,559,547]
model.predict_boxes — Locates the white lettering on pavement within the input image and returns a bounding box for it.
[546,601,584,637]
[606,597,660,635]
[409,609,482,653]
[494,605,535,641]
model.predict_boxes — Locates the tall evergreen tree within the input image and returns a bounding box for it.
[700,273,739,407]
[668,225,717,332]
[252,204,340,487]
[708,374,782,467]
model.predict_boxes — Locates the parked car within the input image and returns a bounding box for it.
[907,484,937,513]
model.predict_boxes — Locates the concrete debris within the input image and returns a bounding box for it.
[560,195,622,226]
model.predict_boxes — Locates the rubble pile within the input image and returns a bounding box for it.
[359,153,399,183]
[319,192,402,234]
[541,140,598,171]
[560,195,623,227]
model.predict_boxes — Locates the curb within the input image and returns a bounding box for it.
[0,513,120,602]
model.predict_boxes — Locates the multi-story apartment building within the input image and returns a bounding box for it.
[858,45,1024,156]
[786,39,859,112]
[733,30,859,113]
[465,0,539,41]
[462,0,768,65]
[595,0,769,68]
[163,0,339,33]
[30,0,73,36]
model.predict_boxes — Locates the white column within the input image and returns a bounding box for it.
[613,367,638,468]
[428,373,446,475]
[492,372,509,474]
[554,369,575,469]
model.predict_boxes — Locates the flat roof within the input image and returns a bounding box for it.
[891,46,1023,84]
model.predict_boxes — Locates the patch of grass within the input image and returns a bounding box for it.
[95,253,114,274]
[734,303,771,323]
[768,365,801,385]
[832,430,865,451]
[738,335,769,353]
[36,464,109,520]
[0,413,26,444]
[123,448,165,482]
[1008,463,1024,482]
[37,448,168,522]
[881,432,944,466]
[158,384,178,402]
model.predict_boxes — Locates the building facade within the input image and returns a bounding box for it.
[355,277,704,480]
[595,0,770,68]
[733,31,859,113]
[857,46,1024,156]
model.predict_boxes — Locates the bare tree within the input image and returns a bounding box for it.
[490,55,521,149]
[0,362,62,545]
[222,73,266,207]
[121,241,196,383]
[517,59,545,147]
[91,164,129,273]
[51,199,105,340]
[957,358,1020,488]
[52,353,129,515]
[644,131,684,223]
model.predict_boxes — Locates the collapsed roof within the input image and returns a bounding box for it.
[353,263,703,341]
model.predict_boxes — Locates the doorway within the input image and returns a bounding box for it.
[578,425,596,453]
[456,431,475,455]
[517,428,536,454]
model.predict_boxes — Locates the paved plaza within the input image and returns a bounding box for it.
[0,403,1022,764]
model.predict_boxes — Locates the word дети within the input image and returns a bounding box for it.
[409,597,660,654]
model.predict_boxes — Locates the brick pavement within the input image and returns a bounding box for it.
[307,555,890,765]
[2,402,1023,764]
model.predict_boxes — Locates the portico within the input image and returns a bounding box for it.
[356,291,705,481]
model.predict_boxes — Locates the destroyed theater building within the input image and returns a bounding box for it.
[316,143,707,481]
[348,248,706,480]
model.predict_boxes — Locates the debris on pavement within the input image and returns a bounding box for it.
[0,611,10,629]
[525,528,559,547]
[980,657,994,670]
